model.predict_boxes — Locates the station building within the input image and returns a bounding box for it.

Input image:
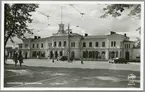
[18,23,140,61]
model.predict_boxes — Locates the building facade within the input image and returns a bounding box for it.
[18,23,140,61]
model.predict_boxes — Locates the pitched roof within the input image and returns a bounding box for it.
[84,35,107,39]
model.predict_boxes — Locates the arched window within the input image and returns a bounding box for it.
[86,51,88,58]
[116,51,118,57]
[83,51,86,58]
[102,51,105,54]
[55,51,58,59]
[89,51,92,58]
[92,51,95,58]
[112,51,115,58]
[102,51,105,60]
[60,51,63,56]
[96,51,99,59]
[50,51,53,59]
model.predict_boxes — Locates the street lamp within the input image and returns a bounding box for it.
[67,23,71,62]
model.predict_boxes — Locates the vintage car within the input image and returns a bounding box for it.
[59,56,73,61]
[108,57,128,64]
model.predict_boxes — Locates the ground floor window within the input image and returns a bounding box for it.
[55,51,58,59]
[82,50,106,60]
[109,51,119,59]
[60,51,63,56]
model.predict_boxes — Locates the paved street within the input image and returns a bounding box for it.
[6,59,140,71]
[4,59,140,88]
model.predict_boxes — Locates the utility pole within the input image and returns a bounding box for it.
[67,23,70,62]
[80,37,84,64]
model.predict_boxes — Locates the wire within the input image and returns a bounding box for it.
[36,10,50,19]
[69,4,85,18]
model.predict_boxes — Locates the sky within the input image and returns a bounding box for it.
[7,3,141,46]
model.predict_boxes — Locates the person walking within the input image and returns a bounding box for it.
[52,53,54,63]
[18,51,23,67]
[13,51,18,67]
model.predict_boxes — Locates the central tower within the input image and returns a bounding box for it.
[58,5,65,34]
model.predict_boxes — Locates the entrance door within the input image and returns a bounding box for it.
[25,52,27,59]
[50,51,53,59]
[125,51,129,60]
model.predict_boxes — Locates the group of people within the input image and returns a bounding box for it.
[13,51,24,67]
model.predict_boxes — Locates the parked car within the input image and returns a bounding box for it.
[59,56,73,61]
[108,58,114,63]
[108,57,128,64]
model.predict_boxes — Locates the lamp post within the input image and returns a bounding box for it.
[80,37,84,64]
[67,23,71,62]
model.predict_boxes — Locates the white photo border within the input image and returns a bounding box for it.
[1,1,144,91]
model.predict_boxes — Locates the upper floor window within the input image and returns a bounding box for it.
[54,42,56,47]
[37,44,39,48]
[24,44,28,48]
[96,42,99,47]
[114,41,116,47]
[41,43,43,48]
[19,44,22,48]
[83,42,86,47]
[32,44,35,48]
[125,44,130,48]
[71,42,75,47]
[59,41,61,47]
[89,42,92,47]
[102,42,105,47]
[111,41,116,47]
[63,41,66,47]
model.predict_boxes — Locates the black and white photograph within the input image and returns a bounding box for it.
[1,1,144,91]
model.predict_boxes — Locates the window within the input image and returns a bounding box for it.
[111,41,113,47]
[25,44,28,48]
[102,42,105,47]
[83,42,86,47]
[96,42,99,47]
[116,51,118,57]
[41,43,43,48]
[89,42,92,47]
[71,42,75,47]
[59,41,61,47]
[54,42,56,47]
[19,44,22,48]
[63,41,66,47]
[111,41,116,47]
[37,44,39,48]
[125,44,130,48]
[32,44,35,48]
[114,41,116,47]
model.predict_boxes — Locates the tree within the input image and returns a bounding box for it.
[4,4,39,47]
[100,4,141,47]
[100,4,141,18]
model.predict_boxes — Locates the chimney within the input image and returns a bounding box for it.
[34,36,37,39]
[38,36,41,39]
[124,33,126,37]
[110,31,116,35]
[85,33,88,36]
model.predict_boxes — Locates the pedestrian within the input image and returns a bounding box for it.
[52,53,54,63]
[13,51,18,67]
[18,51,23,67]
